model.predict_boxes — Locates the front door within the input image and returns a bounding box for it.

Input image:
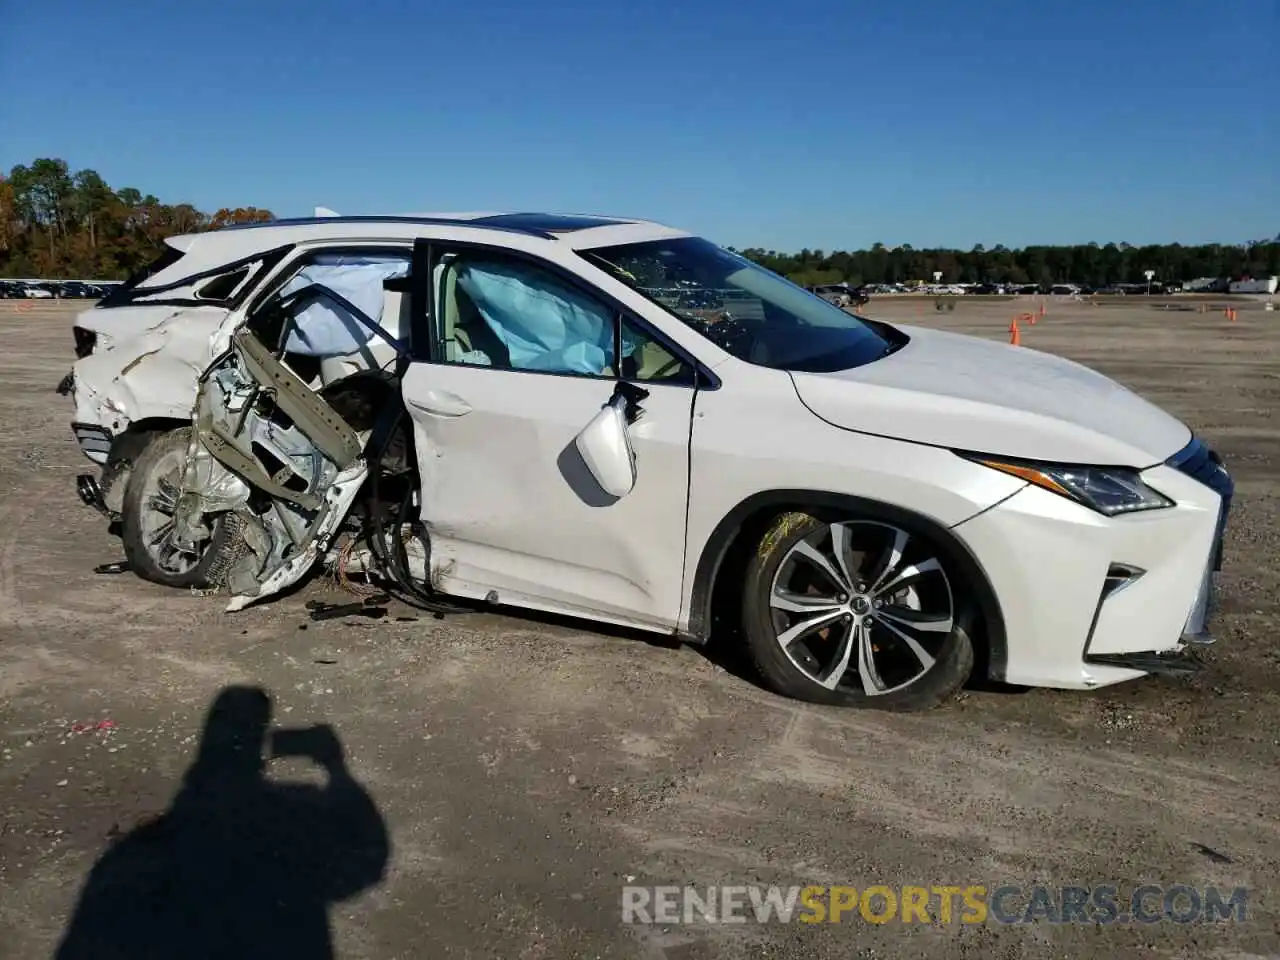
[401,248,701,631]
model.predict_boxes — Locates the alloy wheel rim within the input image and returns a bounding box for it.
[137,451,206,575]
[769,521,954,695]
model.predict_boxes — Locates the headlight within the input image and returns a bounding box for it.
[963,455,1175,516]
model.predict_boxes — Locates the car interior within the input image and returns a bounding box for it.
[438,254,691,382]
[250,250,694,389]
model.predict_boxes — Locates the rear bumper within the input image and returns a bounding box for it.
[953,437,1232,689]
[71,421,115,465]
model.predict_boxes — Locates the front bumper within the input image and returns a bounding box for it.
[952,437,1233,689]
[1168,436,1233,640]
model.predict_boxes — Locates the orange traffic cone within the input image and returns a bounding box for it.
[1009,316,1021,345]
[1039,301,1046,318]
[1026,310,1037,326]
[1230,307,1237,322]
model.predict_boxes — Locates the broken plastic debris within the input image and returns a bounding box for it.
[93,561,130,575]
[305,595,390,622]
[1191,842,1234,864]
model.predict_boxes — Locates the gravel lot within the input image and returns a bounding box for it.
[1,296,1277,959]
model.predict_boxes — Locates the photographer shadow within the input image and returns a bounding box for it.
[55,685,390,960]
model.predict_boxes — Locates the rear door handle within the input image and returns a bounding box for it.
[407,389,472,417]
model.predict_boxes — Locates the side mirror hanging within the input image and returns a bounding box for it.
[574,382,647,499]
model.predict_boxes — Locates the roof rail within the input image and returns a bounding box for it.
[213,214,558,239]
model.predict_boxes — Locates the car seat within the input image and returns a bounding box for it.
[438,257,512,368]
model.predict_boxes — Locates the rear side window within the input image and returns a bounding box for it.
[195,266,252,301]
[97,246,186,307]
[247,248,413,358]
[96,243,293,311]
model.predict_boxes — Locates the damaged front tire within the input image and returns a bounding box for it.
[120,427,239,589]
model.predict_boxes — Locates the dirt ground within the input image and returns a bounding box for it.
[1,296,1277,959]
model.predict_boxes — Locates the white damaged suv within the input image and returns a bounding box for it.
[60,213,1234,710]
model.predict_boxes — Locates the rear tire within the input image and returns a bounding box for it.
[120,427,237,589]
[742,511,974,711]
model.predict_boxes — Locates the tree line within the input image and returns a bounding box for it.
[2,157,1277,286]
[734,240,1280,290]
[0,158,274,279]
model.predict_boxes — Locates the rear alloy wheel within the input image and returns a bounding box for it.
[120,428,236,589]
[743,512,974,710]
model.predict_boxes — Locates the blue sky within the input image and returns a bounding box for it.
[2,0,1275,251]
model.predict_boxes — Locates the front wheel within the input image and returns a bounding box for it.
[742,512,975,711]
[119,427,237,589]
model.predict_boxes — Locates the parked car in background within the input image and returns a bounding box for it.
[59,212,1233,711]
[56,281,97,298]
[808,282,870,310]
[0,280,115,300]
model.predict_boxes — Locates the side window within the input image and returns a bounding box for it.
[619,317,696,385]
[437,254,696,385]
[440,255,616,376]
[194,265,252,301]
[249,250,411,357]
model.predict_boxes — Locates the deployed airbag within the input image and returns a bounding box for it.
[282,255,409,357]
[457,261,639,374]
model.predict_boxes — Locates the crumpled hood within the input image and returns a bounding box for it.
[790,323,1191,466]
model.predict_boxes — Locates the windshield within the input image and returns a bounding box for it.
[579,237,901,372]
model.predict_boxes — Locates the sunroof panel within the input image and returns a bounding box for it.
[471,213,631,233]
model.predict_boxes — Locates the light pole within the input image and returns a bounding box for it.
[1144,269,1155,296]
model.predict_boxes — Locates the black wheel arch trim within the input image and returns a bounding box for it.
[682,489,1009,681]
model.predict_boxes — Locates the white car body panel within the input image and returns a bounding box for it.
[678,367,1029,630]
[74,303,229,348]
[952,464,1222,688]
[60,212,1233,700]
[791,325,1192,466]
[72,306,233,456]
[403,363,694,630]
[130,219,694,300]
